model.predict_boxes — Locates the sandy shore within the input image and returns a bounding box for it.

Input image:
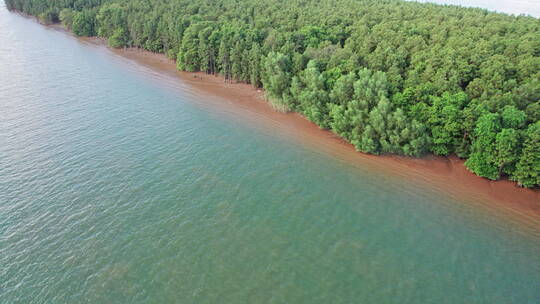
[61,31,540,229]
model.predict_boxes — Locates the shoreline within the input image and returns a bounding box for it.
[114,47,540,226]
[50,27,540,228]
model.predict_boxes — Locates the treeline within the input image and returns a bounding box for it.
[6,0,539,187]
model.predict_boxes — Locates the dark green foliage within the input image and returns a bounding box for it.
[96,3,128,47]
[8,0,540,187]
[261,52,292,106]
[465,113,502,180]
[59,8,75,29]
[512,122,540,187]
[108,27,128,48]
[72,9,96,36]
[495,128,520,175]
[426,92,469,156]
[38,8,58,24]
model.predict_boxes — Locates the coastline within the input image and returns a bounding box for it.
[53,28,540,228]
[114,47,540,225]
[5,7,540,303]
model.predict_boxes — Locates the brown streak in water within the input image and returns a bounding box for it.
[49,31,540,231]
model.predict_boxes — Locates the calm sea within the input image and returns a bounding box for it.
[1,4,539,303]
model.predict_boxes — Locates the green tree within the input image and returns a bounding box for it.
[297,60,330,126]
[512,122,540,187]
[465,113,501,180]
[261,52,292,107]
[495,128,520,176]
[72,10,96,37]
[59,8,75,30]
[427,92,468,155]
[13,0,539,186]
[248,43,262,87]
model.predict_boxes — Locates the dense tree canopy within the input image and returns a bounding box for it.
[6,0,539,187]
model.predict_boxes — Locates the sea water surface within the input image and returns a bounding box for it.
[1,5,540,304]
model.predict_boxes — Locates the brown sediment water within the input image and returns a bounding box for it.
[74,36,540,230]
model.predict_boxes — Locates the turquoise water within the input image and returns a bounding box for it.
[406,0,540,17]
[1,6,540,304]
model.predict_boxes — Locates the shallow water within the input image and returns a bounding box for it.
[406,0,540,17]
[1,6,540,304]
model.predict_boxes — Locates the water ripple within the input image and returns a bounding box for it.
[1,6,539,304]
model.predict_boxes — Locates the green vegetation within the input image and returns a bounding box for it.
[6,0,539,187]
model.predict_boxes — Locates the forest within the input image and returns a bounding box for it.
[5,0,540,187]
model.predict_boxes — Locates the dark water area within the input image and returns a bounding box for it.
[406,0,540,17]
[1,6,540,303]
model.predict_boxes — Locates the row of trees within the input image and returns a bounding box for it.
[6,0,539,187]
